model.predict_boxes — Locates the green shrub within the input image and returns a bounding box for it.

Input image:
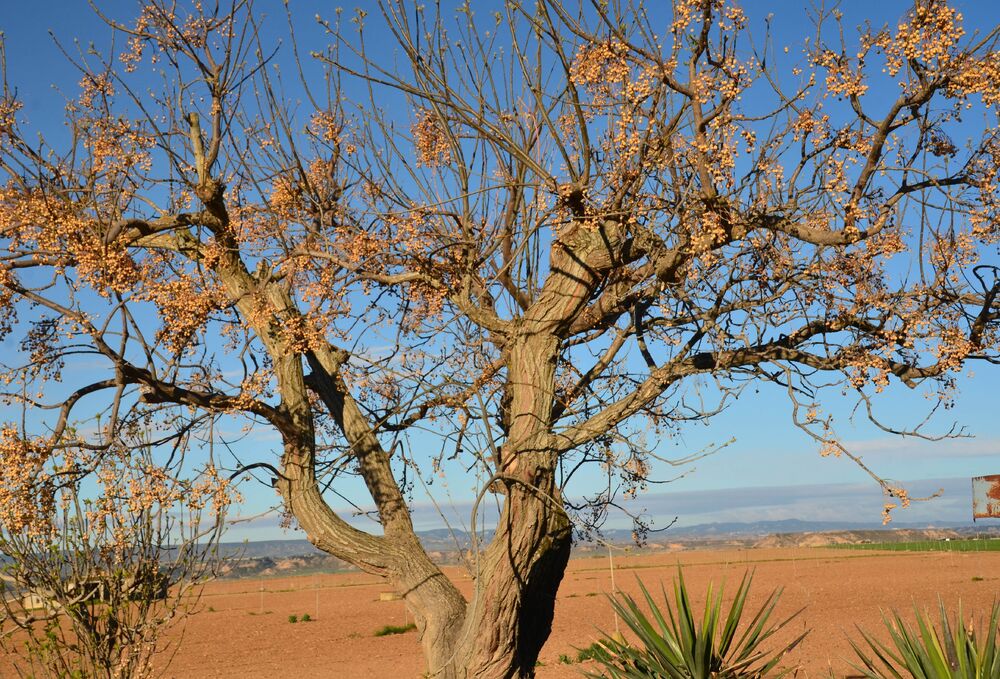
[288,614,298,624]
[584,568,806,678]
[301,613,312,622]
[849,599,1000,678]
[373,622,416,637]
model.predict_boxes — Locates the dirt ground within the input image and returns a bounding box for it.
[3,546,998,678]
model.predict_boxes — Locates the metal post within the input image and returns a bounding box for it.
[607,542,620,637]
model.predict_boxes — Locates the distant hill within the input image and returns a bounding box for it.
[753,525,1000,549]
[654,518,990,537]
[218,519,1000,576]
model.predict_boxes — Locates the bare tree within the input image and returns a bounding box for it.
[0,1,998,676]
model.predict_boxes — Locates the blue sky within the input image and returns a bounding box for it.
[1,1,999,541]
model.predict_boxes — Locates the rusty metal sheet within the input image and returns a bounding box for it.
[972,475,1000,520]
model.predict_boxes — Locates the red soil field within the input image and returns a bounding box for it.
[3,546,998,678]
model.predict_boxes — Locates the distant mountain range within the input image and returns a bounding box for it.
[225,518,998,560]
[650,518,990,536]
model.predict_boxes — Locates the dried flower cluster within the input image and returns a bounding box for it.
[411,108,452,167]
[0,427,53,535]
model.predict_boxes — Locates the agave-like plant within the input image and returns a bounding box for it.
[849,599,1000,679]
[583,568,807,678]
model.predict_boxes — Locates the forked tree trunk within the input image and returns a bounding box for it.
[283,297,580,677]
[274,338,575,678]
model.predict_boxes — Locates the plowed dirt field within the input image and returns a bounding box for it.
[5,546,999,678]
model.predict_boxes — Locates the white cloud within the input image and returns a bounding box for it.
[842,436,1000,458]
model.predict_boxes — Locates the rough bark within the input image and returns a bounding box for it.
[440,316,576,677]
[453,486,572,678]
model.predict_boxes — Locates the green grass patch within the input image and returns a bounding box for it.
[374,623,417,637]
[575,642,604,663]
[827,539,1000,553]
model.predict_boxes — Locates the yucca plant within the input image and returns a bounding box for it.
[583,568,807,678]
[849,599,1000,679]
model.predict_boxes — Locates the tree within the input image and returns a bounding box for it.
[1,0,998,676]
[0,439,226,678]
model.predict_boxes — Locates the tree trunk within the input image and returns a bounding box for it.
[439,478,572,678]
[426,321,576,677]
[393,536,469,678]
